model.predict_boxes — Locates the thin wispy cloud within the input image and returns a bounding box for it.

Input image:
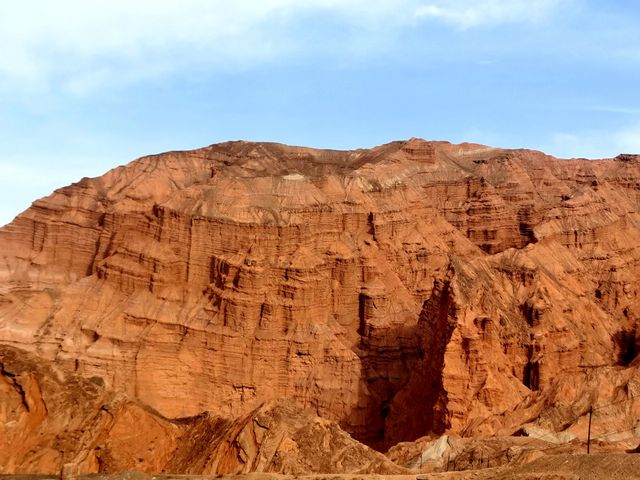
[414,0,571,29]
[0,1,300,93]
[0,0,572,95]
[0,156,123,226]
[550,122,640,159]
[569,105,640,116]
[0,162,89,187]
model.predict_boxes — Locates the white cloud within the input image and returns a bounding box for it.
[0,1,302,93]
[0,164,49,187]
[0,0,571,94]
[614,125,640,154]
[0,154,125,227]
[0,162,75,227]
[548,123,640,159]
[414,0,570,29]
[578,106,640,116]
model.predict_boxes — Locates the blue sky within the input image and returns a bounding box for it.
[1,0,640,225]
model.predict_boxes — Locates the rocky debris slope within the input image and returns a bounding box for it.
[0,345,401,475]
[0,139,639,451]
[169,399,404,475]
[417,453,640,479]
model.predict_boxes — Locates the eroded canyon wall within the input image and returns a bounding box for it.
[1,139,639,449]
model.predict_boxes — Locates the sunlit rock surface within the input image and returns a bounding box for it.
[1,139,639,454]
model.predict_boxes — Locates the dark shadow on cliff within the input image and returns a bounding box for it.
[614,328,640,366]
[347,277,458,451]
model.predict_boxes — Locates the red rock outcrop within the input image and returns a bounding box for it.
[0,345,401,475]
[0,139,639,452]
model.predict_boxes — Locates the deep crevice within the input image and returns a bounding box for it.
[1,363,30,412]
[614,329,639,366]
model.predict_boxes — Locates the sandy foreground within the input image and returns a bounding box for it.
[3,454,640,480]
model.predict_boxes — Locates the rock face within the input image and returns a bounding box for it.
[0,345,401,475]
[0,138,639,451]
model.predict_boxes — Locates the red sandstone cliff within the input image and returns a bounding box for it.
[0,138,639,457]
[0,345,400,474]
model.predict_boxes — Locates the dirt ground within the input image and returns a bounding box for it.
[4,454,640,480]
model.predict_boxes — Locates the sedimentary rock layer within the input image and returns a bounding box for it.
[0,345,401,475]
[0,139,639,449]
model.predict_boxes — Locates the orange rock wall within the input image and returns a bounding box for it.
[1,140,639,448]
